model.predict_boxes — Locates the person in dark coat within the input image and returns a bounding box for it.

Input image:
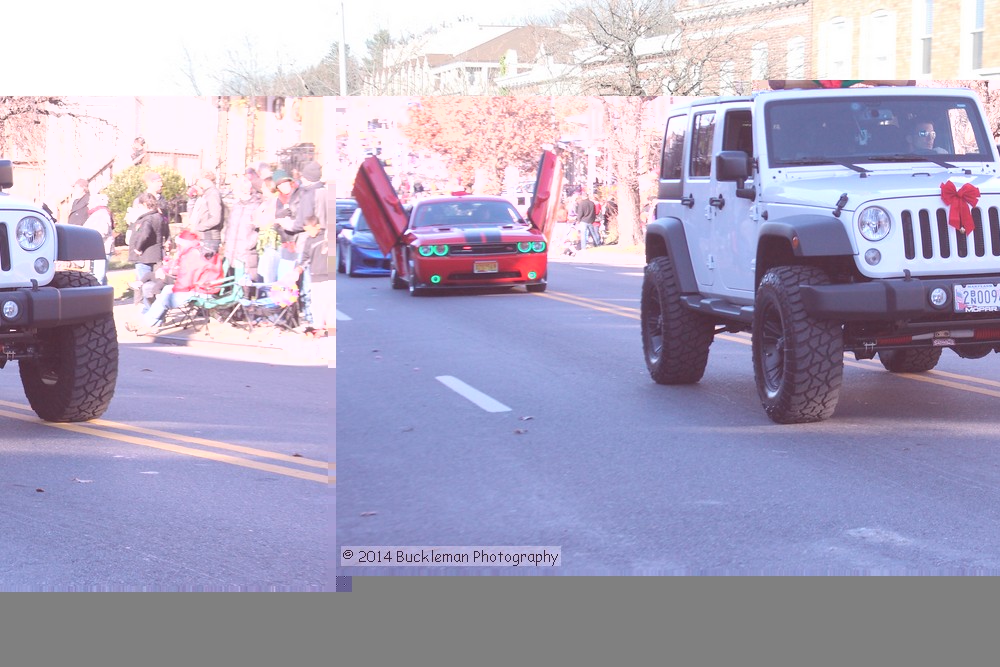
[67,179,90,226]
[127,192,170,311]
[575,191,597,251]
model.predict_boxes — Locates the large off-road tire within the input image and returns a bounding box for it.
[752,266,844,424]
[878,348,942,373]
[640,255,714,384]
[19,271,118,422]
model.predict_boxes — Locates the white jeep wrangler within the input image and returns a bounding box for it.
[641,82,1000,423]
[0,161,117,422]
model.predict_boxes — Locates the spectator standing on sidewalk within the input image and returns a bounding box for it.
[223,173,262,280]
[575,191,598,251]
[84,193,115,285]
[271,169,300,280]
[294,215,331,336]
[256,173,280,282]
[127,193,170,313]
[187,170,225,254]
[67,179,90,226]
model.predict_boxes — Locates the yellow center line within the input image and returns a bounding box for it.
[0,399,328,470]
[538,291,1000,399]
[0,404,331,484]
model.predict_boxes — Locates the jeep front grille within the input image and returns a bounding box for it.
[901,207,1000,261]
[0,224,9,271]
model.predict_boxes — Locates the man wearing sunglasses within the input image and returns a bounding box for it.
[906,119,947,154]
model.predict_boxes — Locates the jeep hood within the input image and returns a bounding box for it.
[767,171,1000,211]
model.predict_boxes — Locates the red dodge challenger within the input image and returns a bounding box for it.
[352,151,563,295]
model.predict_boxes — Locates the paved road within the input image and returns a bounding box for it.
[0,310,333,591]
[337,257,1000,575]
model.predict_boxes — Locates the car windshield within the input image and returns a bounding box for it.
[765,95,995,167]
[352,212,371,232]
[412,200,523,228]
[336,201,358,223]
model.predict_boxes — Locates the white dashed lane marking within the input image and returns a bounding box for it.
[435,376,512,413]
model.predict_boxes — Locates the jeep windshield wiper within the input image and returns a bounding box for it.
[780,157,870,174]
[870,153,957,168]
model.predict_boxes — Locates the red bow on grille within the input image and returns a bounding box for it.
[940,181,980,235]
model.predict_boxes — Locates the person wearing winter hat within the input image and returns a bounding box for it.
[187,170,225,253]
[300,160,322,184]
[272,168,301,280]
[275,160,326,281]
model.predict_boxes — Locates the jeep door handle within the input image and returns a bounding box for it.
[709,194,725,210]
[680,194,695,208]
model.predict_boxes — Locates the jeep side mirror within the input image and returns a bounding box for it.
[0,160,12,190]
[716,151,756,201]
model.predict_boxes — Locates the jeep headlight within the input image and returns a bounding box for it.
[16,216,46,250]
[858,206,891,242]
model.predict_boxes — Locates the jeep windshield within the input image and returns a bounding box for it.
[766,95,994,168]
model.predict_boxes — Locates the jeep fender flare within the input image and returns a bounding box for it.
[645,217,699,294]
[756,215,855,285]
[56,224,106,262]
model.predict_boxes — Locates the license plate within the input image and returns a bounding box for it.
[474,261,498,274]
[954,283,1000,312]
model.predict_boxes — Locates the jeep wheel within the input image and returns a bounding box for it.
[641,256,714,384]
[19,271,118,422]
[878,348,942,373]
[752,266,844,423]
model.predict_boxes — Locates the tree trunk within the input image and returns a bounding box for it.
[605,97,646,247]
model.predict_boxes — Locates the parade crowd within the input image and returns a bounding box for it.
[61,159,332,339]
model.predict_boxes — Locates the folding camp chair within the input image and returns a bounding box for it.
[233,273,300,335]
[179,258,242,336]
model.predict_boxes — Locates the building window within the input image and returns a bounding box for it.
[972,0,984,70]
[862,10,896,77]
[826,18,851,77]
[917,0,933,75]
[786,36,806,79]
[751,42,769,80]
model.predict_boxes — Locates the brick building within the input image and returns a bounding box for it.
[812,0,1000,80]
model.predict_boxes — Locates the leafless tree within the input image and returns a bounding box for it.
[0,98,110,162]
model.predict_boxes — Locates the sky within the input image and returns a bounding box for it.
[5,2,339,95]
[339,0,567,55]
[0,1,566,96]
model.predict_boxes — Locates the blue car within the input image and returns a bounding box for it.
[336,198,358,235]
[336,208,391,276]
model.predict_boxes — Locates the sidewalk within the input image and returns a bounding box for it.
[108,270,333,367]
[548,242,646,268]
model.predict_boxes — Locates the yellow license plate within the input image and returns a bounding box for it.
[474,261,498,273]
